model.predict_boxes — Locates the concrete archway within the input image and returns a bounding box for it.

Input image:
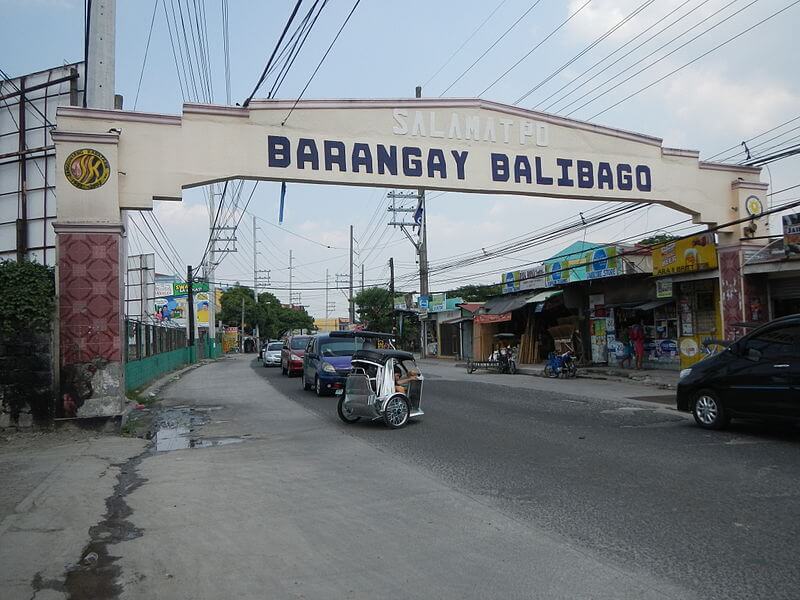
[51,98,768,415]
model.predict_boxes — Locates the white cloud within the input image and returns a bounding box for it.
[662,68,800,136]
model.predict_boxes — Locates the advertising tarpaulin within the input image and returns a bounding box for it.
[652,234,717,276]
[474,312,512,324]
[501,266,546,293]
[173,281,210,296]
[784,213,800,258]
[429,293,447,312]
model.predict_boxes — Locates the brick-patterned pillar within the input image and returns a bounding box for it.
[718,245,744,341]
[54,224,125,417]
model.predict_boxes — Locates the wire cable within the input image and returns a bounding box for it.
[438,0,544,97]
[134,0,159,109]
[281,0,362,125]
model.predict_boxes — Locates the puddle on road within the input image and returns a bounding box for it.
[150,406,247,452]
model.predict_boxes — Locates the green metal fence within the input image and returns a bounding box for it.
[124,320,222,392]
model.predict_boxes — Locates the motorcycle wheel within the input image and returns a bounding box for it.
[337,397,360,424]
[544,365,557,378]
[509,361,517,375]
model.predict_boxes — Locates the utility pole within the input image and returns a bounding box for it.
[360,263,365,292]
[349,224,355,324]
[240,297,245,352]
[86,0,116,110]
[187,265,195,349]
[252,216,259,344]
[389,257,396,335]
[415,85,430,358]
[288,249,293,306]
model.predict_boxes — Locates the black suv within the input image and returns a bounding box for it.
[677,314,800,429]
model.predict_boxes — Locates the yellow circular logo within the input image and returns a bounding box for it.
[64,148,110,190]
[745,195,763,217]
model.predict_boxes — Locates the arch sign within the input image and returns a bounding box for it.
[53,98,765,228]
[50,98,768,417]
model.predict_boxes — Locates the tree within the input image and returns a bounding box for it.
[639,233,676,247]
[447,283,502,302]
[219,286,315,339]
[354,287,392,332]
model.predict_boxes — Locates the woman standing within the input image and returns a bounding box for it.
[629,320,646,370]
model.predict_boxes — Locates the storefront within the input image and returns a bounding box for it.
[651,233,721,369]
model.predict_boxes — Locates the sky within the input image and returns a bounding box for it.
[3,0,800,318]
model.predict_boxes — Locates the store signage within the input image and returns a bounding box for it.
[652,234,717,276]
[544,244,622,286]
[784,213,800,258]
[155,282,173,297]
[501,266,545,293]
[656,278,673,299]
[172,281,210,296]
[474,312,512,324]
[584,246,621,280]
[394,295,408,310]
[428,293,447,312]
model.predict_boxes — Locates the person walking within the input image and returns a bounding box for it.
[629,320,646,370]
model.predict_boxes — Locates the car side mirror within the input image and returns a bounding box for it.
[745,347,762,362]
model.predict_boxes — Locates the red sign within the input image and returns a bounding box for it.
[474,312,512,324]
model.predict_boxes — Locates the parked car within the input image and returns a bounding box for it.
[262,341,283,367]
[677,314,800,429]
[301,333,361,396]
[282,335,313,376]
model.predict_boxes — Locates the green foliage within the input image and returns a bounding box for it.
[219,286,315,339]
[639,233,677,247]
[447,283,502,302]
[0,260,55,337]
[354,287,393,332]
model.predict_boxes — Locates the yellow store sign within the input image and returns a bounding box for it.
[652,234,717,277]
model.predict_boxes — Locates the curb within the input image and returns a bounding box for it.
[120,356,223,430]
[451,362,676,390]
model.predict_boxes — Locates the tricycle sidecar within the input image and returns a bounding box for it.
[337,348,424,429]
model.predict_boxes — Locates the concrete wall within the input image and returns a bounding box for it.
[125,337,222,392]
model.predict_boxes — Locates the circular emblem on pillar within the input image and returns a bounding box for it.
[745,195,763,217]
[64,148,111,190]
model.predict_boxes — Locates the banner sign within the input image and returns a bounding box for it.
[501,266,546,293]
[656,278,673,299]
[544,244,622,286]
[652,234,717,276]
[428,293,447,312]
[474,312,512,324]
[784,213,800,258]
[172,281,209,296]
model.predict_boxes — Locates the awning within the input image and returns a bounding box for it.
[525,289,562,304]
[441,316,472,325]
[634,299,673,311]
[483,292,536,314]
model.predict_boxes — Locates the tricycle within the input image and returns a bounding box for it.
[336,347,424,429]
[466,333,518,374]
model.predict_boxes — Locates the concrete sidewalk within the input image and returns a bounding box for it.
[448,358,679,390]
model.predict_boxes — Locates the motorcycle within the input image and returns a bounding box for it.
[543,351,577,378]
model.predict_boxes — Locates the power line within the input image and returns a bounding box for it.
[281,0,362,125]
[586,0,800,121]
[512,0,656,104]
[534,0,706,112]
[134,0,160,109]
[422,0,510,88]
[479,0,594,98]
[706,114,800,161]
[438,0,544,97]
[559,0,758,116]
[242,0,304,107]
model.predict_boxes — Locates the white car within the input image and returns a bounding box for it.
[262,341,283,367]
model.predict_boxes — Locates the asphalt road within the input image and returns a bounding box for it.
[255,358,800,600]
